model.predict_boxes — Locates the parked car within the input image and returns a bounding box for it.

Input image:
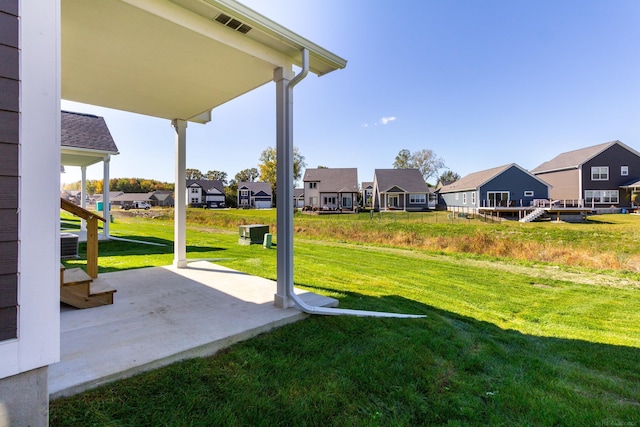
[122,201,151,210]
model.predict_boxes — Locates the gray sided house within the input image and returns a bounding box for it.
[531,140,640,208]
[303,167,359,211]
[439,164,550,209]
[238,182,273,209]
[361,181,373,208]
[187,179,225,208]
[373,169,430,211]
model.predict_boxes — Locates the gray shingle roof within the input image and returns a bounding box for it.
[238,181,272,196]
[439,164,514,193]
[187,180,225,194]
[61,111,119,153]
[303,168,358,192]
[374,169,429,193]
[530,140,634,174]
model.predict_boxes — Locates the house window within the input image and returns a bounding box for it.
[585,190,619,204]
[462,193,467,204]
[311,197,318,206]
[455,193,459,200]
[309,182,317,189]
[190,188,199,193]
[471,192,476,205]
[409,194,426,204]
[591,166,609,181]
[240,189,249,196]
[190,198,198,204]
[524,191,534,197]
[487,191,510,207]
[621,166,629,176]
[323,196,336,206]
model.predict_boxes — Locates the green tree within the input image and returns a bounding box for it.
[392,149,412,169]
[205,170,228,184]
[185,168,203,180]
[235,168,260,183]
[438,170,461,184]
[393,148,445,182]
[225,179,238,208]
[258,146,306,206]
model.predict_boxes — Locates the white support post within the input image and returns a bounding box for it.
[103,155,110,238]
[80,165,87,232]
[273,67,295,308]
[172,119,188,268]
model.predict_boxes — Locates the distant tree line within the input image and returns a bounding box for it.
[62,178,174,195]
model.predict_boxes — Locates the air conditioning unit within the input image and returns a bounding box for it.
[60,232,79,259]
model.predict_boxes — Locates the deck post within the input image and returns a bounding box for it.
[86,217,99,278]
[103,154,111,238]
[80,165,87,232]
[274,66,295,308]
[172,119,188,268]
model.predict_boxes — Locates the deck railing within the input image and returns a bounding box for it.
[61,198,106,278]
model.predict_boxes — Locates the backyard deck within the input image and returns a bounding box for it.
[49,261,338,399]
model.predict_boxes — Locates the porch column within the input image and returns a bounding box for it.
[103,155,110,238]
[172,119,188,268]
[274,67,295,308]
[80,165,87,232]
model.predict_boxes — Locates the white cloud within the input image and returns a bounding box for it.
[380,116,396,125]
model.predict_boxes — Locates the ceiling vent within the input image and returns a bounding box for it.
[214,13,252,34]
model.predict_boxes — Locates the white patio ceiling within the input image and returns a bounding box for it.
[61,0,346,122]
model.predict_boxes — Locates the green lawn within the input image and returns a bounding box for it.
[52,209,640,426]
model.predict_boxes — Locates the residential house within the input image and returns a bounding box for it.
[149,191,174,207]
[61,110,120,236]
[439,164,550,209]
[237,182,273,209]
[531,140,640,208]
[187,180,226,208]
[4,1,344,423]
[303,168,359,211]
[372,169,430,211]
[294,188,305,208]
[361,182,373,209]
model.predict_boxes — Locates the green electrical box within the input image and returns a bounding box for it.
[238,224,270,245]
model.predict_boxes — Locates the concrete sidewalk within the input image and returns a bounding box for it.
[49,261,338,398]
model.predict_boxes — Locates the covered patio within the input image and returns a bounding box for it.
[62,0,346,310]
[50,261,337,398]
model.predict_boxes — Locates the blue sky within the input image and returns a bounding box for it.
[61,0,640,186]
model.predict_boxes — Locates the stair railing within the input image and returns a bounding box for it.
[61,198,106,278]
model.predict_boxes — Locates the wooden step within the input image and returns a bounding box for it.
[60,267,117,309]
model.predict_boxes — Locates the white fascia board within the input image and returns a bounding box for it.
[124,0,294,71]
[210,0,347,75]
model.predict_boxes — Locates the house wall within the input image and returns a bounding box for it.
[0,1,60,425]
[304,182,320,207]
[0,1,19,344]
[440,190,477,209]
[478,167,549,206]
[534,168,579,200]
[582,144,640,207]
[404,193,429,211]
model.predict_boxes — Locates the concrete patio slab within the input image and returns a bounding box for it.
[49,261,338,399]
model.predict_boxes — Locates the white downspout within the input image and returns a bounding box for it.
[279,49,424,319]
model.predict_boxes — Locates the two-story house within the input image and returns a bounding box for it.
[186,180,226,208]
[237,182,273,208]
[531,140,640,208]
[303,168,359,211]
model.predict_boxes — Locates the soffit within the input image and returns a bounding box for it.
[61,0,346,123]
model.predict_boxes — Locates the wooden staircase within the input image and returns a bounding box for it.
[60,264,117,308]
[60,198,116,308]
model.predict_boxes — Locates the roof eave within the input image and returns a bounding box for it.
[202,0,347,75]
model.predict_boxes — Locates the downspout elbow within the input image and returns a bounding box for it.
[289,48,309,90]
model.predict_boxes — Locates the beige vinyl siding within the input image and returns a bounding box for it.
[538,169,579,200]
